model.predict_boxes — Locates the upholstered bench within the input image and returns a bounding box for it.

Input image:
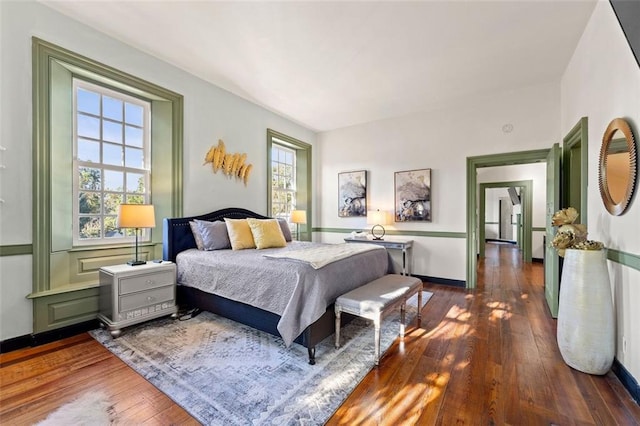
[335,274,423,366]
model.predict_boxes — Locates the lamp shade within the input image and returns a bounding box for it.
[117,204,156,229]
[290,210,307,224]
[367,209,387,225]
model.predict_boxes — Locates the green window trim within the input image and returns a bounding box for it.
[267,129,312,241]
[32,37,183,300]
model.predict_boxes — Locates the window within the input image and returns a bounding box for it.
[73,80,152,245]
[271,143,297,220]
[266,129,312,240]
[32,37,183,307]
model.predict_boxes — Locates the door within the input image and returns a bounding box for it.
[545,143,561,317]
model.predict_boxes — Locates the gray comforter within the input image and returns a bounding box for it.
[176,241,390,346]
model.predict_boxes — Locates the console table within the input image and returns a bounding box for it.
[344,237,414,276]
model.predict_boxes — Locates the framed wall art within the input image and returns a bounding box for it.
[338,170,367,217]
[395,168,431,222]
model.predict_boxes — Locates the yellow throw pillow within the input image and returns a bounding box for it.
[246,218,287,250]
[224,218,256,250]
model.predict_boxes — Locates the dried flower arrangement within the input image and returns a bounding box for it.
[203,139,253,186]
[550,207,604,257]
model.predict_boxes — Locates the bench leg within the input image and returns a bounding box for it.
[374,316,381,366]
[335,308,341,349]
[417,289,422,325]
[400,303,406,339]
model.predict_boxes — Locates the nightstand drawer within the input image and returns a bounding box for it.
[119,285,174,312]
[119,270,175,295]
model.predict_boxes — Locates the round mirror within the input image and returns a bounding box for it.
[599,118,638,215]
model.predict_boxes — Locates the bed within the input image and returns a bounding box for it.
[162,207,390,364]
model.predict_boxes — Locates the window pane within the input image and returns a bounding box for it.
[126,194,144,204]
[125,125,143,147]
[103,120,123,143]
[79,216,101,239]
[127,172,145,193]
[104,170,123,192]
[79,167,101,190]
[77,88,100,115]
[285,151,293,164]
[77,114,100,139]
[125,147,144,169]
[125,103,143,126]
[103,193,123,214]
[103,143,123,166]
[104,216,122,238]
[77,138,100,163]
[103,96,123,121]
[79,192,101,214]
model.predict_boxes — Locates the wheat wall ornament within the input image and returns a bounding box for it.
[203,139,253,186]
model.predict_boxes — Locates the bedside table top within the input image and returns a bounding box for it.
[100,261,175,275]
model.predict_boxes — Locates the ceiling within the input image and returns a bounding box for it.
[40,1,597,132]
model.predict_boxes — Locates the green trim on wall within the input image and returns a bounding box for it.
[0,245,33,257]
[607,249,640,272]
[313,227,466,239]
[467,148,549,289]
[532,227,546,232]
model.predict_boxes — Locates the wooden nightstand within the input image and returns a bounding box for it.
[98,261,178,337]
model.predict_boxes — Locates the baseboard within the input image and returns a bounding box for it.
[532,257,543,263]
[0,319,99,354]
[612,358,640,405]
[485,239,517,245]
[413,274,466,288]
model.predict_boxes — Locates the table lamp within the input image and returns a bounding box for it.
[290,210,307,241]
[117,204,156,266]
[367,209,387,240]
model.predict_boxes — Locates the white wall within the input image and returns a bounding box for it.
[561,1,640,381]
[0,1,316,340]
[478,163,547,259]
[316,82,560,281]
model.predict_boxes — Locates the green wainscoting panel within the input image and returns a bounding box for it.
[32,287,99,333]
[0,245,33,256]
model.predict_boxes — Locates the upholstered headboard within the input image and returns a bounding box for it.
[162,207,269,262]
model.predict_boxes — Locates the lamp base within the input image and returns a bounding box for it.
[127,260,147,266]
[371,224,386,240]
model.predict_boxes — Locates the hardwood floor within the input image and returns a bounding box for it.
[2,242,639,425]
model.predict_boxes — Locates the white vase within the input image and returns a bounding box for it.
[557,248,614,375]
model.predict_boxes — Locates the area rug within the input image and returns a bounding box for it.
[91,291,431,425]
[36,391,114,426]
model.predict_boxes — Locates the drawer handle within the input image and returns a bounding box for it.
[146,280,155,285]
[147,296,156,302]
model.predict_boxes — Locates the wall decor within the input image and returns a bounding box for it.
[338,170,367,217]
[203,139,253,186]
[395,168,431,222]
[598,118,637,216]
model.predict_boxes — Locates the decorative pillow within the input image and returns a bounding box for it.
[224,218,256,250]
[189,221,205,250]
[277,218,293,242]
[247,218,287,249]
[195,219,231,250]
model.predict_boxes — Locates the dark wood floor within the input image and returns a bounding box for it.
[2,242,639,425]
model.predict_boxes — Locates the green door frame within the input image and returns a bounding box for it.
[478,180,533,262]
[467,149,549,289]
[562,117,588,225]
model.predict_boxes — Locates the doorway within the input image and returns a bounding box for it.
[478,180,533,262]
[466,150,549,289]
